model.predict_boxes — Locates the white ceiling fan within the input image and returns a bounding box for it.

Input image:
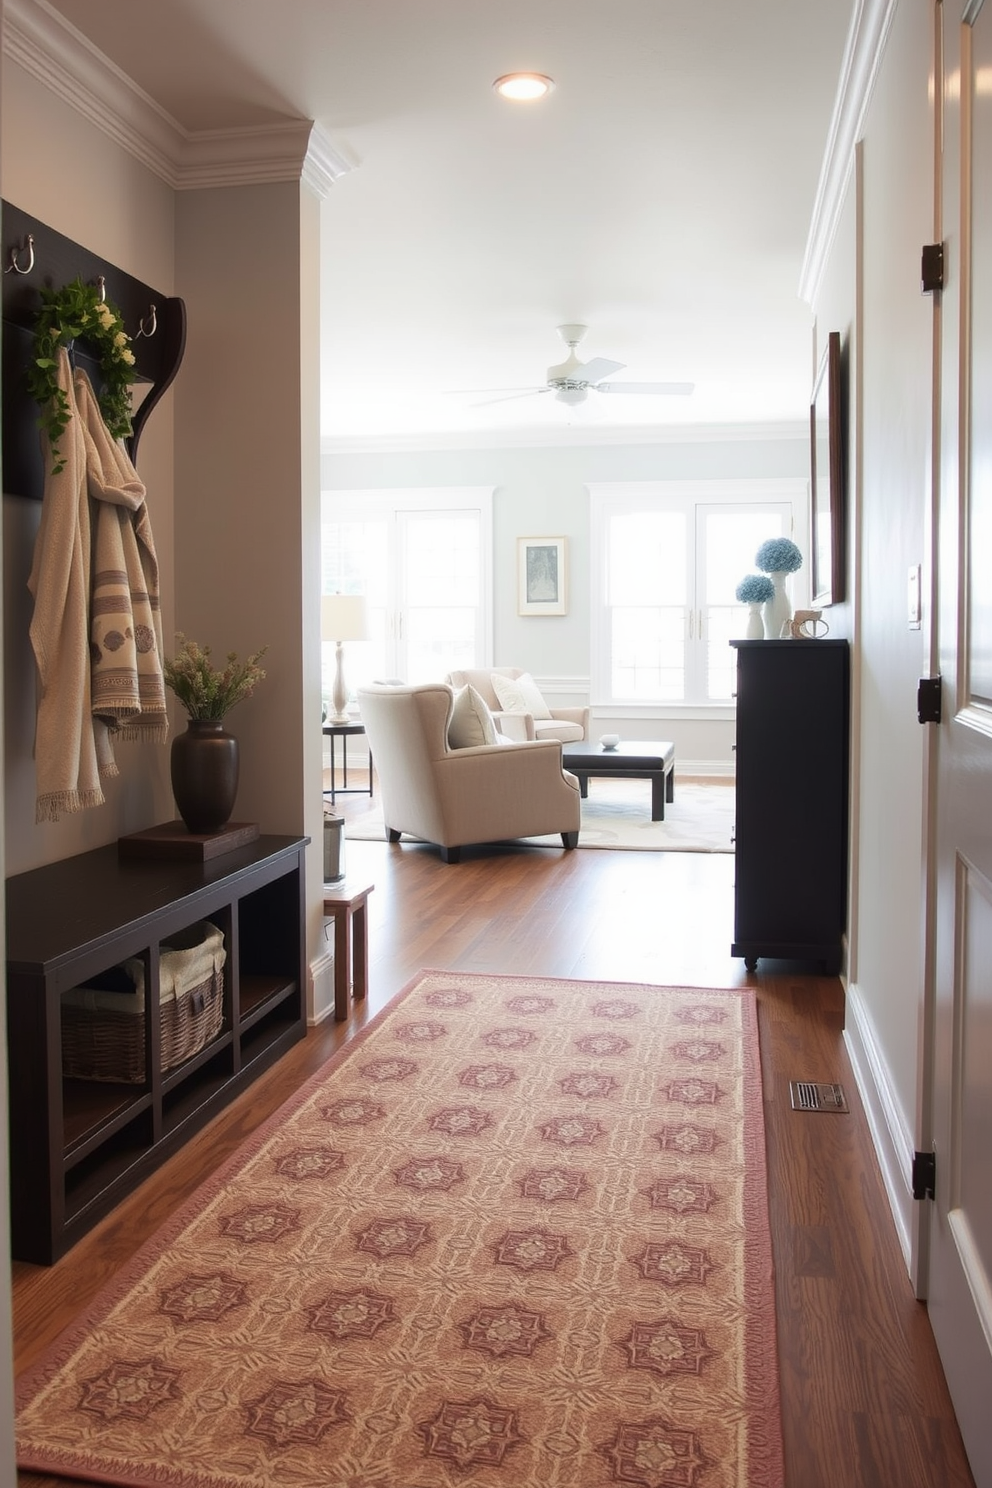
[470,324,694,407]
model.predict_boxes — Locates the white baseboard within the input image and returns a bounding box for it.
[843,980,916,1273]
[677,760,736,778]
[309,949,336,1026]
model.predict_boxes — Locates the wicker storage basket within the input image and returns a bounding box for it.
[61,920,226,1083]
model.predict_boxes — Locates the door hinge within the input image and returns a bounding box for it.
[912,1149,936,1201]
[921,242,945,294]
[917,675,942,724]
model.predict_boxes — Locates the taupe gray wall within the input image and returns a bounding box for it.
[2,54,177,874]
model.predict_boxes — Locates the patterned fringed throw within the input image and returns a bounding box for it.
[17,970,783,1488]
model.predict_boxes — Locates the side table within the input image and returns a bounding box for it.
[322,721,374,803]
[323,878,374,1021]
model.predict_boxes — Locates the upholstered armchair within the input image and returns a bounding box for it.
[445,667,589,743]
[357,683,581,863]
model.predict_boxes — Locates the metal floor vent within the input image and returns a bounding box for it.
[789,1080,848,1113]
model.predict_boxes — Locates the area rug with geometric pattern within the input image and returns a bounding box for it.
[16,970,782,1488]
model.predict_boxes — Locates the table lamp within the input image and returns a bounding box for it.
[322,593,369,723]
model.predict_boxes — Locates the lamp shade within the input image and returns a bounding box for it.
[321,594,369,642]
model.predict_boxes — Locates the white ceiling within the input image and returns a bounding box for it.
[44,0,852,446]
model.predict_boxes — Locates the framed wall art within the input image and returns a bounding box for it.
[809,330,846,606]
[517,536,567,616]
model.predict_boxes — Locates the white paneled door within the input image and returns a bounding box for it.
[931,4,992,1483]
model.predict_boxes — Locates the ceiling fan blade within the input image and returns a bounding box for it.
[578,356,626,385]
[596,380,695,396]
[470,387,551,408]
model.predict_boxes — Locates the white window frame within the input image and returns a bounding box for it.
[589,479,809,719]
[320,486,494,684]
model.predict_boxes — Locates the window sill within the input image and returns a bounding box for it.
[593,702,737,723]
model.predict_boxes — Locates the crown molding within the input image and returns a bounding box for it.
[799,0,898,307]
[301,127,358,198]
[176,122,353,193]
[321,420,809,457]
[3,0,354,195]
[4,0,185,181]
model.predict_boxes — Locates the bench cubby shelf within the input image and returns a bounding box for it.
[5,834,307,1265]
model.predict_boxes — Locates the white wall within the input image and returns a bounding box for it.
[323,427,810,769]
[851,0,932,1192]
[809,0,934,1272]
[2,56,177,874]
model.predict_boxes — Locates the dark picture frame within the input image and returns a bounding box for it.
[809,330,845,606]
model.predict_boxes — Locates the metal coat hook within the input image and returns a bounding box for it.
[135,304,157,339]
[4,234,35,275]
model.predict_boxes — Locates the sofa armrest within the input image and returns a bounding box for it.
[550,706,589,739]
[435,739,580,841]
[492,710,536,742]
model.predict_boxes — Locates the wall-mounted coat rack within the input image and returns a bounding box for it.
[2,200,186,501]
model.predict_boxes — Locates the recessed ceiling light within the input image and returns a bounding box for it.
[493,73,555,102]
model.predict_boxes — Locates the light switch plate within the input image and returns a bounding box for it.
[908,564,922,630]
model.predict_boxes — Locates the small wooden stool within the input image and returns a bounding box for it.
[322,879,374,1021]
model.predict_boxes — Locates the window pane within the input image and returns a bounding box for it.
[322,518,389,698]
[402,513,481,680]
[405,515,480,606]
[703,510,784,603]
[593,487,798,708]
[702,509,786,700]
[323,519,389,606]
[705,605,739,700]
[609,513,686,605]
[612,607,685,700]
[406,608,478,682]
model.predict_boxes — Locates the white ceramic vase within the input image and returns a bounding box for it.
[745,603,765,639]
[762,571,792,639]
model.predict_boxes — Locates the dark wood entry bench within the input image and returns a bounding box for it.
[560,740,676,821]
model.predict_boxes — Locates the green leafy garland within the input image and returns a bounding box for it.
[27,277,137,474]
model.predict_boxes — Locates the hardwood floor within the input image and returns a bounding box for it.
[12,821,976,1487]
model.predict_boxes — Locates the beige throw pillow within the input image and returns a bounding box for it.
[448,685,499,748]
[491,670,552,720]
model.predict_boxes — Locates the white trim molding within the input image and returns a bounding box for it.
[321,421,810,459]
[4,0,185,180]
[529,674,589,701]
[843,979,918,1276]
[799,0,899,306]
[309,948,337,1026]
[3,0,354,195]
[176,122,352,194]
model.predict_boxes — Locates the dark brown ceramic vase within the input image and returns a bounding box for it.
[170,718,239,834]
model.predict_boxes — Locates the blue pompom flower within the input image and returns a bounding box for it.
[755,537,803,574]
[735,574,775,604]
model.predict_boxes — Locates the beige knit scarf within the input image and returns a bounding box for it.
[28,349,167,824]
[75,369,167,745]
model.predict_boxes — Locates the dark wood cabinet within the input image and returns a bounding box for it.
[731,640,849,973]
[5,835,307,1264]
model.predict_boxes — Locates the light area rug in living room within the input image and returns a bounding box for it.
[17,969,781,1488]
[344,777,736,853]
